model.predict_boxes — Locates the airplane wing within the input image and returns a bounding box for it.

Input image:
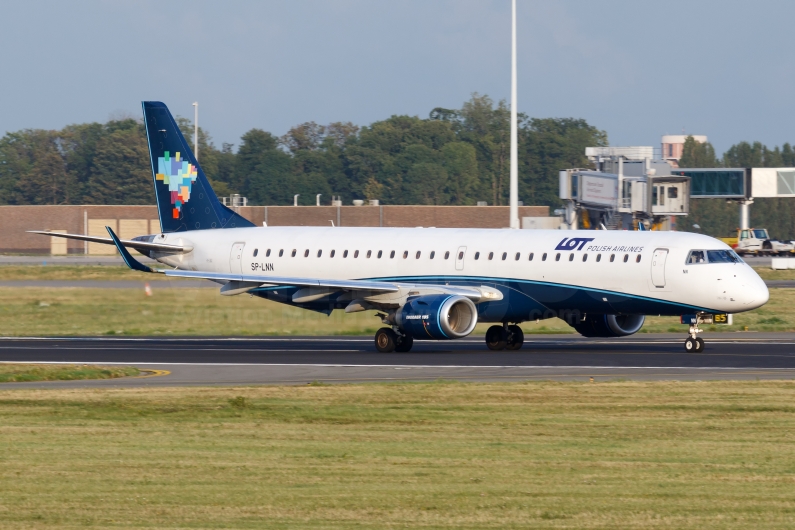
[28,230,190,253]
[103,226,500,302]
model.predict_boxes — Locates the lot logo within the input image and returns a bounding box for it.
[555,237,594,251]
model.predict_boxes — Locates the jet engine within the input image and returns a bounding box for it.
[396,295,478,340]
[571,314,645,338]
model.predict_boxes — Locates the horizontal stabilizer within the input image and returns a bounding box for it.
[28,231,191,253]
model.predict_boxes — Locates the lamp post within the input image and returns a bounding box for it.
[509,0,519,229]
[192,102,198,161]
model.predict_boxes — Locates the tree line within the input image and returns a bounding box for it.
[680,136,795,239]
[0,94,605,210]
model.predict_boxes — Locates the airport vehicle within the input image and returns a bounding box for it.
[33,102,769,353]
[718,228,795,256]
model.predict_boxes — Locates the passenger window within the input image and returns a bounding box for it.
[475,252,480,260]
[568,254,574,262]
[582,254,588,262]
[390,250,395,258]
[317,250,322,257]
[377,250,382,258]
[403,251,408,259]
[343,250,348,258]
[430,251,435,259]
[304,249,309,257]
[609,254,615,262]
[623,254,629,262]
[445,251,450,259]
[253,249,259,257]
[501,252,507,260]
[330,250,335,258]
[596,254,601,262]
[366,250,372,258]
[555,253,561,261]
[416,251,421,259]
[266,249,271,257]
[542,253,547,261]
[458,251,464,260]
[291,249,297,257]
[279,249,284,257]
[636,255,641,263]
[488,252,494,260]
[515,252,520,261]
[687,250,706,264]
[529,252,534,261]
[354,250,359,258]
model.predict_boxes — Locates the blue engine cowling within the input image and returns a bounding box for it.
[396,295,478,340]
[571,314,645,338]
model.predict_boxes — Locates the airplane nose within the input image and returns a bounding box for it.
[742,271,769,309]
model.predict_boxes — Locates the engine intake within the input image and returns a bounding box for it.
[396,295,478,340]
[571,314,645,338]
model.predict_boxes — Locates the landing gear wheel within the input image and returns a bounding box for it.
[505,325,524,351]
[395,333,414,353]
[684,337,697,352]
[375,327,397,353]
[486,325,507,351]
[695,337,705,352]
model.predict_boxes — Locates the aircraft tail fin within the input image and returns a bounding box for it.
[141,101,254,233]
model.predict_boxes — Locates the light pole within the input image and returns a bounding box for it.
[509,0,520,229]
[192,102,198,161]
[294,194,300,207]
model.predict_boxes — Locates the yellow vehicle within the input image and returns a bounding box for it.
[719,228,795,256]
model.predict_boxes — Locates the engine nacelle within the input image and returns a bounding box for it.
[571,314,645,338]
[396,295,478,340]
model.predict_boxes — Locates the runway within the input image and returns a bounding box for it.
[2,333,795,387]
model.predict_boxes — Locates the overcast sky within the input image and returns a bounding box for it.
[0,0,792,154]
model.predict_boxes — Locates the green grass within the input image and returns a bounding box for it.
[2,381,795,528]
[0,364,139,382]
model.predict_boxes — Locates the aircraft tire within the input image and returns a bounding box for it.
[695,337,705,352]
[395,333,414,353]
[505,325,524,350]
[684,337,697,353]
[375,327,397,353]
[486,325,507,351]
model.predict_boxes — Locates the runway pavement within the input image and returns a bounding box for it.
[1,333,795,388]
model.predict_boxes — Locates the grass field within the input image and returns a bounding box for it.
[0,265,791,336]
[1,381,795,528]
[0,364,139,382]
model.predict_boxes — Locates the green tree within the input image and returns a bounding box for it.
[234,129,292,205]
[678,136,719,168]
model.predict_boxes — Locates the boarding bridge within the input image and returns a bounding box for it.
[560,148,690,230]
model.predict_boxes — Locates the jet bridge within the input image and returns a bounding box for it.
[560,149,690,230]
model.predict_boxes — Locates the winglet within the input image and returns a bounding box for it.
[105,226,156,273]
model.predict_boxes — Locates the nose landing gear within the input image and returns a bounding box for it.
[683,313,707,353]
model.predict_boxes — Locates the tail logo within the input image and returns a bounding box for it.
[155,151,198,219]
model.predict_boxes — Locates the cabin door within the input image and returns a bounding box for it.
[229,242,246,274]
[455,246,467,271]
[651,248,668,288]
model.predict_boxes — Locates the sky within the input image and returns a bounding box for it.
[0,0,793,154]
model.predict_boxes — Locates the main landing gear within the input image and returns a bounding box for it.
[374,327,414,353]
[486,324,524,351]
[683,314,706,353]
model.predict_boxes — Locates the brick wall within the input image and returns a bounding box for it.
[1,204,549,254]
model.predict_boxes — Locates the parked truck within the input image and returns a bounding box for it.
[719,228,795,256]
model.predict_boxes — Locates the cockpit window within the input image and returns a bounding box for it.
[687,249,742,264]
[707,250,742,263]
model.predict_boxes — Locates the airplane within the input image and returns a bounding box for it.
[32,101,770,353]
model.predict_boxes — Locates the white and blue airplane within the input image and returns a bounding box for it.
[33,102,769,353]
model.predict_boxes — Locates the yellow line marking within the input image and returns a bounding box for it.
[135,369,170,379]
